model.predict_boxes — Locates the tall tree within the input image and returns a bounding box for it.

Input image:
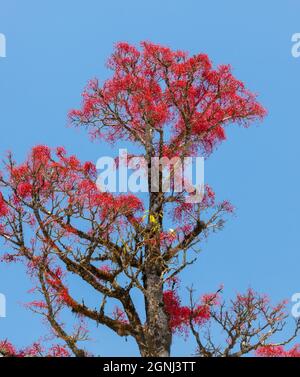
[0,42,298,357]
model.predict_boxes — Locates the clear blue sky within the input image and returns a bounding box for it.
[0,0,300,356]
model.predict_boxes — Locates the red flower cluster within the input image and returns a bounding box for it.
[256,345,300,357]
[112,307,129,324]
[17,182,33,198]
[0,340,16,356]
[44,267,76,307]
[0,340,70,357]
[163,289,211,334]
[49,345,70,357]
[5,145,143,224]
[69,42,266,156]
[24,300,48,309]
[0,193,8,217]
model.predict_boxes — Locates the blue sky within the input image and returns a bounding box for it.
[0,0,300,356]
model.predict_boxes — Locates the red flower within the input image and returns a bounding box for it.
[256,345,300,357]
[0,340,17,356]
[25,300,48,309]
[17,182,33,198]
[0,193,8,217]
[31,145,51,164]
[163,289,211,334]
[48,345,70,357]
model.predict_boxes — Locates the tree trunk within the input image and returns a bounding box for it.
[139,265,172,357]
[138,142,171,356]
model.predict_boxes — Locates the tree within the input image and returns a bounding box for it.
[0,42,298,357]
